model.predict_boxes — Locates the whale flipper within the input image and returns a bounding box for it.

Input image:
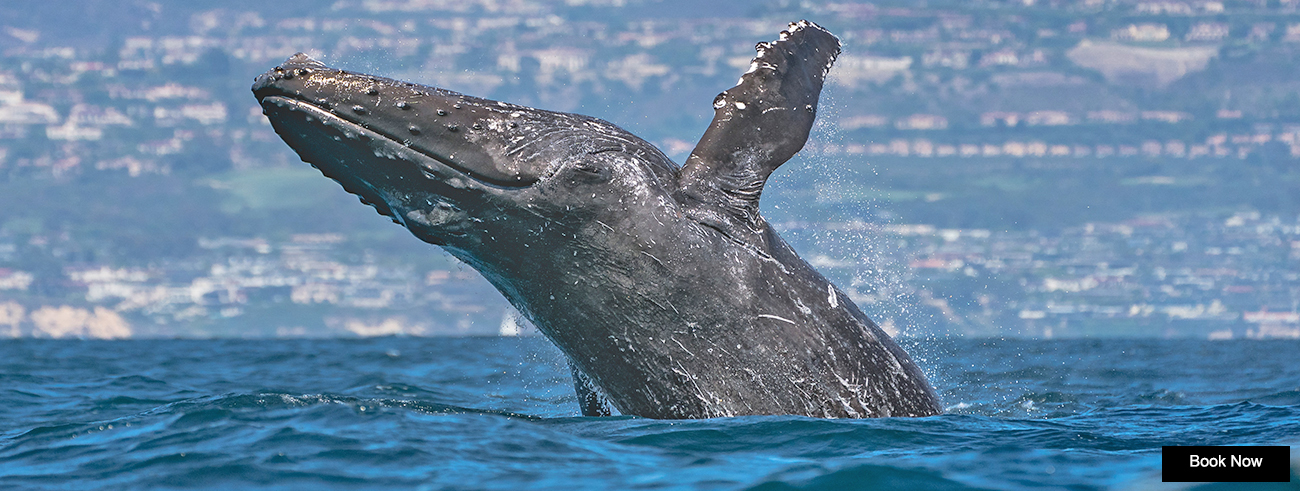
[678,21,840,234]
[570,362,613,417]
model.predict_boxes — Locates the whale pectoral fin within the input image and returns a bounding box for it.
[678,21,840,231]
[570,362,614,417]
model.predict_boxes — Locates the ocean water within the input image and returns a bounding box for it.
[1,337,1297,490]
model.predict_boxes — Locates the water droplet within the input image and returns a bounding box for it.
[396,101,410,110]
[508,121,518,128]
[437,109,448,116]
[471,122,483,130]
[713,94,726,109]
[353,105,366,114]
[452,103,462,110]
[283,71,295,80]
[408,125,421,135]
[446,124,459,132]
[366,87,378,96]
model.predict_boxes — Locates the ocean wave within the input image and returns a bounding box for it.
[2,338,1298,490]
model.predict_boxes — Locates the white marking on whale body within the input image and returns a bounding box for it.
[757,314,795,325]
[734,102,747,110]
[794,297,812,316]
[828,284,838,308]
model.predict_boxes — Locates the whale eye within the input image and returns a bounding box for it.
[567,160,610,185]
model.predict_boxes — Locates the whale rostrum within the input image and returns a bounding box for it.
[253,20,942,419]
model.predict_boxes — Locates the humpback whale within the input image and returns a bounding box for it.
[252,21,942,419]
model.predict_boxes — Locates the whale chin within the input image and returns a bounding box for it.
[258,95,402,218]
[256,94,490,247]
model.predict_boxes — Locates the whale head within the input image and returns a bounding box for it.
[252,53,680,256]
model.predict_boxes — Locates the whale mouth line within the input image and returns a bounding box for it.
[259,94,530,189]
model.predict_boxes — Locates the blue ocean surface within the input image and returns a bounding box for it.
[1,337,1297,490]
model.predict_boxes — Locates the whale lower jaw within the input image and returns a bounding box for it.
[258,95,515,194]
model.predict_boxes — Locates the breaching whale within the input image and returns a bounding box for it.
[252,20,942,419]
